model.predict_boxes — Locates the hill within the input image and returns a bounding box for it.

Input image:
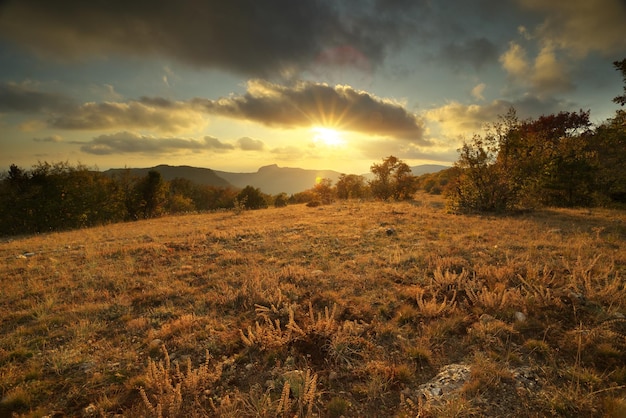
[104,164,232,188]
[1,195,624,416]
[214,164,343,195]
[104,163,450,195]
[410,164,450,176]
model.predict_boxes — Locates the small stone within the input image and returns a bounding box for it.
[311,270,324,276]
[514,311,527,322]
[386,228,395,236]
[430,387,443,396]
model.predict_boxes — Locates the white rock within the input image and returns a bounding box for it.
[514,311,527,322]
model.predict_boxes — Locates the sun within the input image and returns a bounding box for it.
[311,127,345,147]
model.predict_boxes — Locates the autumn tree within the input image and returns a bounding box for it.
[335,174,369,199]
[613,58,626,106]
[136,170,167,219]
[313,178,335,204]
[448,108,595,212]
[236,185,268,209]
[503,110,593,206]
[273,192,289,207]
[369,156,417,200]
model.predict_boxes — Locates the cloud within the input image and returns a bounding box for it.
[197,80,426,141]
[356,138,457,164]
[0,82,75,113]
[49,100,207,133]
[425,100,512,138]
[237,137,265,151]
[519,0,626,57]
[499,42,573,94]
[33,134,63,142]
[79,131,220,155]
[531,44,572,92]
[425,95,576,139]
[0,0,424,78]
[471,83,487,101]
[204,136,234,151]
[500,42,530,80]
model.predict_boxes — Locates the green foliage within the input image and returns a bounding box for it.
[273,192,289,207]
[0,161,126,234]
[613,58,626,106]
[591,110,626,204]
[236,185,268,210]
[136,170,168,219]
[369,156,417,201]
[416,167,459,195]
[447,108,603,212]
[0,162,242,236]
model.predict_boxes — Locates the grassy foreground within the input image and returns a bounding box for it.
[1,194,625,417]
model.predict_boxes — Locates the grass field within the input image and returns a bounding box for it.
[1,193,625,417]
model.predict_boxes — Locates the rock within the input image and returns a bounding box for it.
[386,228,395,236]
[514,311,527,322]
[416,363,471,400]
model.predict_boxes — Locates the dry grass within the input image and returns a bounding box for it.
[1,193,625,417]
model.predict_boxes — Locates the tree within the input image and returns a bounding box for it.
[446,134,513,212]
[236,185,268,209]
[592,110,626,203]
[336,174,368,199]
[447,108,595,212]
[613,58,626,106]
[369,156,417,200]
[507,110,593,206]
[136,170,167,219]
[313,178,334,204]
[273,192,289,207]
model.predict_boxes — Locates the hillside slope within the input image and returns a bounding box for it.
[215,164,343,194]
[104,164,232,188]
[1,195,624,416]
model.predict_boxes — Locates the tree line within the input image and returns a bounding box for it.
[0,156,418,236]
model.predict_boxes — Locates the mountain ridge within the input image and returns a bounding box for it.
[104,163,450,195]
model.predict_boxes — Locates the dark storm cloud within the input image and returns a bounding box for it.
[79,132,228,155]
[197,80,426,141]
[0,82,75,113]
[0,0,420,78]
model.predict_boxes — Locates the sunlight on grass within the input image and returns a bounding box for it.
[0,194,624,416]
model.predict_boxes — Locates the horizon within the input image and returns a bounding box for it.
[1,1,625,173]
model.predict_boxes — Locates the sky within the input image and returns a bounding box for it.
[1,0,625,175]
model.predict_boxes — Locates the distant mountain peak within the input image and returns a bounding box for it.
[258,164,279,172]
